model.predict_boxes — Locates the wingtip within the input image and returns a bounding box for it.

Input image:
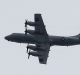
[35,13,42,16]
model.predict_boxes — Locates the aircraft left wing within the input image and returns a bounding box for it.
[37,44,50,64]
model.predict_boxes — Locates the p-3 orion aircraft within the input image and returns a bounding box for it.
[5,14,80,64]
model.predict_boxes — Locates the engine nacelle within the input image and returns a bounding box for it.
[25,21,36,26]
[27,30,44,35]
[28,51,42,57]
[27,30,35,34]
[27,45,45,51]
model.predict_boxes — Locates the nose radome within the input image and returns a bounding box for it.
[5,36,9,40]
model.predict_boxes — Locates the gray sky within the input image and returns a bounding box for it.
[0,0,80,75]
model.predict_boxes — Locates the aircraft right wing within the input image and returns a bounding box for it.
[34,14,48,36]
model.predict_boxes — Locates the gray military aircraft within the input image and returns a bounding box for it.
[5,14,80,64]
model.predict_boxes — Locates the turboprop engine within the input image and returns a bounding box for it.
[24,20,36,34]
[28,51,43,59]
[25,20,36,26]
[27,45,45,53]
[27,30,35,34]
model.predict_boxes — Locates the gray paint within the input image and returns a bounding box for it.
[0,0,80,75]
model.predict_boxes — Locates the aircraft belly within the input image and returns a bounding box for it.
[50,36,80,46]
[33,35,49,44]
[13,34,48,44]
[21,34,36,44]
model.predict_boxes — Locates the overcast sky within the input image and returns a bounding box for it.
[0,0,80,75]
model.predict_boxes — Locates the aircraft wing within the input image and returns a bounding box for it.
[34,14,48,36]
[34,14,50,64]
[36,44,50,64]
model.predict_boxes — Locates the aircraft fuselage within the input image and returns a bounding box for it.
[5,14,80,64]
[5,33,80,46]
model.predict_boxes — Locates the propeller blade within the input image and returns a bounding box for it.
[28,51,30,59]
[25,19,27,27]
[27,46,28,53]
[24,20,28,34]
[26,43,29,53]
[25,29,27,35]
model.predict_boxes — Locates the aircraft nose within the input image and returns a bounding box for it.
[5,36,9,40]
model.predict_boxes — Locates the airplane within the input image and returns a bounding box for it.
[5,14,80,64]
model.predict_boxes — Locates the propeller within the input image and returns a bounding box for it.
[26,43,29,53]
[24,20,28,34]
[28,50,30,59]
[27,46,29,53]
[25,19,27,27]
